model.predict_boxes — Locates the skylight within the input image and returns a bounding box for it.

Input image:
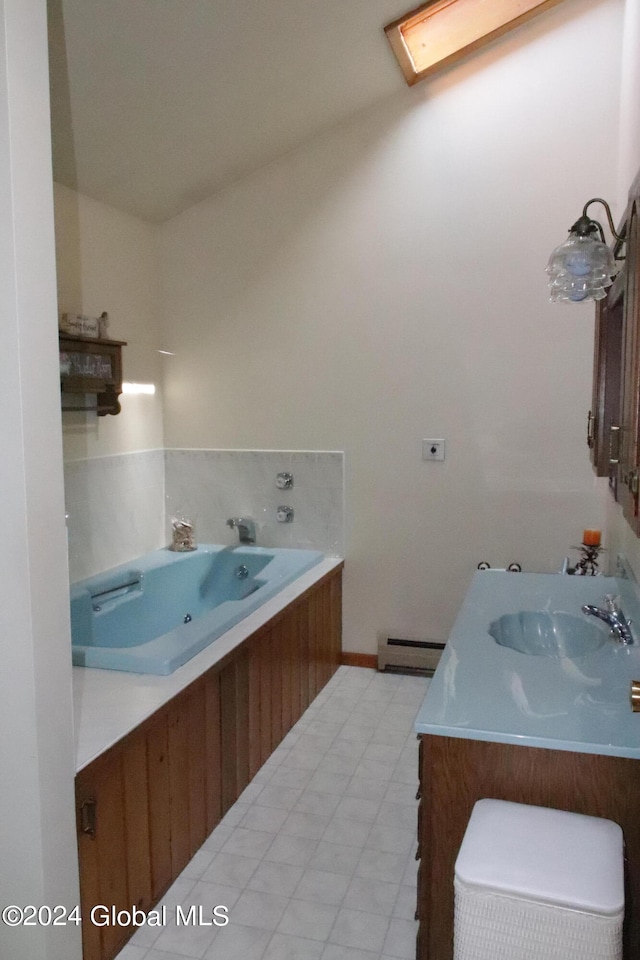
[385,0,566,85]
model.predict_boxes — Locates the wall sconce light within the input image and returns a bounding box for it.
[546,198,624,303]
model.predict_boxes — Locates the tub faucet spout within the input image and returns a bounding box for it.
[227,517,256,544]
[581,595,634,645]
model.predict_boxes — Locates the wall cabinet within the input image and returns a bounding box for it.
[589,270,624,484]
[618,189,640,530]
[75,566,342,960]
[590,170,640,532]
[59,334,127,415]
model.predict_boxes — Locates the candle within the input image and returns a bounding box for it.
[583,529,601,546]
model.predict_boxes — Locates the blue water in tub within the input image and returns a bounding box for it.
[70,545,323,675]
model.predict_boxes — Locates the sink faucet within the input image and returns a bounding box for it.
[227,517,256,544]
[581,595,634,645]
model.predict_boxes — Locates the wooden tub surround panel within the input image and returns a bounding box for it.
[416,734,640,960]
[75,565,342,960]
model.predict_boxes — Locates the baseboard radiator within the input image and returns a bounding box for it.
[377,635,445,675]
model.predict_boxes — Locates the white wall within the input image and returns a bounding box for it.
[64,450,166,581]
[55,186,168,580]
[160,0,621,653]
[54,182,164,460]
[0,0,81,957]
[617,0,640,207]
[52,187,345,580]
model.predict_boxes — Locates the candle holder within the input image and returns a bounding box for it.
[570,542,604,576]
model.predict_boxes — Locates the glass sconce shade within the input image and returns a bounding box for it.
[546,199,623,303]
[546,232,617,302]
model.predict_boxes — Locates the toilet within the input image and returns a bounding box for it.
[453,799,624,960]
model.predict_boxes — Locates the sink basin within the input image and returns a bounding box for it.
[488,611,607,659]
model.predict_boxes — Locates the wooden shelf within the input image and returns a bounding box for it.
[59,333,127,416]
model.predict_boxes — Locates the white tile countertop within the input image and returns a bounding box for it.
[415,571,640,758]
[73,557,343,772]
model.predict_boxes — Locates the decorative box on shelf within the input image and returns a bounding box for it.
[59,333,127,416]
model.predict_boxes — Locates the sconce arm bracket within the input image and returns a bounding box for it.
[572,198,625,252]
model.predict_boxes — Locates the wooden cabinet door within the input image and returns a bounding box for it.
[418,735,640,960]
[590,271,624,481]
[75,749,132,960]
[76,722,171,960]
[619,195,640,530]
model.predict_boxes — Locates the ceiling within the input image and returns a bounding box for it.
[47,0,414,223]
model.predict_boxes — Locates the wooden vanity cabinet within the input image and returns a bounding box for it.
[75,566,342,960]
[416,734,640,960]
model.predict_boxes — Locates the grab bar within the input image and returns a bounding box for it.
[90,576,142,601]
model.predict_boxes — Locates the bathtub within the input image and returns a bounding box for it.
[70,544,324,675]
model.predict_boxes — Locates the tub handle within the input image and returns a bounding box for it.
[91,576,142,600]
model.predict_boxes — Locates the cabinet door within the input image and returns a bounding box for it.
[590,271,624,482]
[76,723,171,960]
[619,196,640,530]
[75,749,132,960]
[59,335,126,415]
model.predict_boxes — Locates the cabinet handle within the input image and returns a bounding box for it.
[609,424,621,464]
[80,799,97,838]
[587,410,595,448]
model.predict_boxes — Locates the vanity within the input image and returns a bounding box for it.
[414,570,640,960]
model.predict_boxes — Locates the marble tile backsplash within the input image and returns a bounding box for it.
[64,449,166,582]
[64,448,344,581]
[164,449,344,557]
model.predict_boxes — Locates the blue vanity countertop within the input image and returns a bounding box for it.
[415,571,640,759]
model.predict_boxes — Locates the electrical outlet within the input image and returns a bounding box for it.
[422,438,445,461]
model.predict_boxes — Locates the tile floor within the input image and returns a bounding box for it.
[116,665,430,960]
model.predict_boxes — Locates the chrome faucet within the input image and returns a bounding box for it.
[227,517,256,544]
[582,595,634,645]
